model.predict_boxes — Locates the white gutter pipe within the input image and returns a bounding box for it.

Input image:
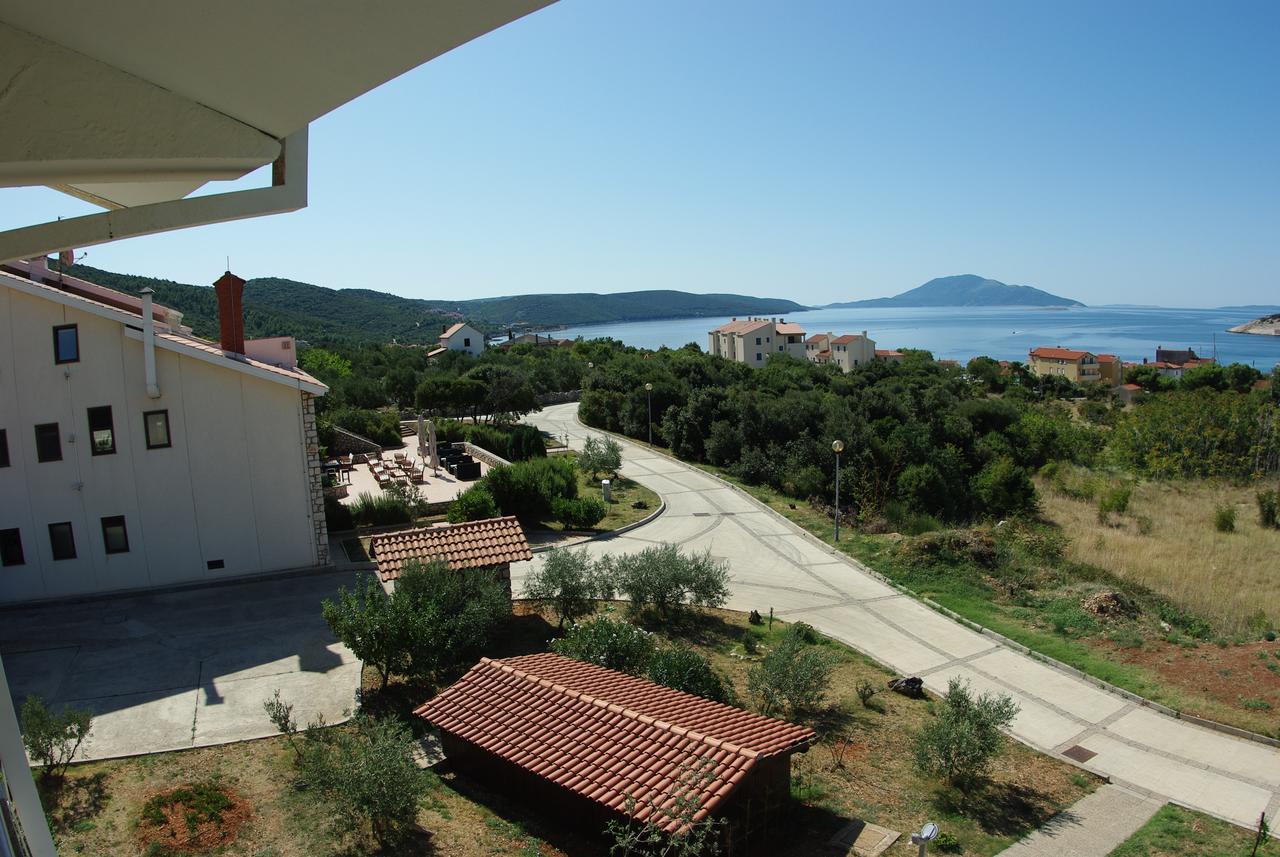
[139,287,161,398]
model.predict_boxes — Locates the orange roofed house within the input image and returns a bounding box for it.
[707,317,806,367]
[1027,346,1102,384]
[368,515,532,596]
[416,652,816,852]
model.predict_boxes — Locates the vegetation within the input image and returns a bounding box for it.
[435,420,546,461]
[522,547,614,628]
[20,696,93,781]
[603,544,731,619]
[913,678,1020,787]
[447,483,499,523]
[605,757,727,857]
[459,456,580,524]
[347,490,414,528]
[321,574,421,691]
[552,495,608,529]
[579,433,623,477]
[1109,804,1267,857]
[550,617,657,675]
[646,646,735,704]
[746,623,835,716]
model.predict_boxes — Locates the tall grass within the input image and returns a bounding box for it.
[1038,468,1280,636]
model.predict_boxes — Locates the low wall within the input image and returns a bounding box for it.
[535,390,580,406]
[461,442,511,469]
[329,426,384,456]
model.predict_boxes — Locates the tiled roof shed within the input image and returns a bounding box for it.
[369,517,532,582]
[416,653,815,839]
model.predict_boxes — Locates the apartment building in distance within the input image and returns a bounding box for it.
[707,317,806,367]
[0,260,330,605]
[805,331,877,372]
[1027,346,1102,383]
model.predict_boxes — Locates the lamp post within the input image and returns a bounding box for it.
[644,382,653,445]
[832,439,844,542]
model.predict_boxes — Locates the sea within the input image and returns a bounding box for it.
[555,305,1280,370]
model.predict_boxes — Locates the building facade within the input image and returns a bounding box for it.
[1028,347,1102,383]
[707,317,806,367]
[0,262,329,605]
[806,331,879,372]
[435,322,486,357]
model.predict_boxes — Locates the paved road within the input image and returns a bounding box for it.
[998,784,1164,857]
[519,403,1280,833]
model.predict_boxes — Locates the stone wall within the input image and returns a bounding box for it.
[460,441,511,469]
[329,425,384,456]
[535,389,581,406]
[302,392,330,566]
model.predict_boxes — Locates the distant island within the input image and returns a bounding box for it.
[1228,313,1280,336]
[826,274,1084,308]
[47,260,807,345]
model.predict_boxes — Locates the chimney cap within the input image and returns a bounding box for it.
[139,287,155,295]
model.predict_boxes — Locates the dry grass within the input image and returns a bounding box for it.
[1038,470,1280,636]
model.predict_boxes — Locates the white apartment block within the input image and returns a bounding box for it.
[707,317,806,367]
[0,260,330,605]
[805,330,877,372]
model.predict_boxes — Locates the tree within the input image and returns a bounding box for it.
[913,677,1019,787]
[523,547,613,628]
[970,456,1037,517]
[321,574,422,691]
[551,617,656,675]
[648,646,734,704]
[448,484,500,523]
[299,713,432,848]
[605,544,730,620]
[19,696,92,781]
[746,623,835,716]
[579,434,623,478]
[396,559,511,680]
[299,347,352,383]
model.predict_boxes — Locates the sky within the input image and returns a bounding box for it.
[3,0,1278,308]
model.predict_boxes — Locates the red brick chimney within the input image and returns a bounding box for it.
[213,271,246,354]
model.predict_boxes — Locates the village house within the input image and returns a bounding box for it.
[1027,346,1102,383]
[1144,346,1214,379]
[1096,353,1123,385]
[805,331,876,372]
[417,651,815,853]
[0,260,329,605]
[428,321,486,358]
[707,317,806,367]
[875,348,904,363]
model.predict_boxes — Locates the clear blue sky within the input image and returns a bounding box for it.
[4,0,1278,307]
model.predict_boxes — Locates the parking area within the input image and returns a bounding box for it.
[0,569,362,760]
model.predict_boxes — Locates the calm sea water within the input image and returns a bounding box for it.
[557,306,1280,369]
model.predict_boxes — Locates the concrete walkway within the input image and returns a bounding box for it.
[997,784,1164,856]
[517,403,1280,833]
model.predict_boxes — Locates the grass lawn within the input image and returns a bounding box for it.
[534,470,660,534]
[1108,804,1269,857]
[41,606,1095,857]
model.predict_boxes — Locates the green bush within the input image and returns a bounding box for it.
[913,677,1019,787]
[579,434,623,477]
[1097,484,1133,522]
[1214,504,1236,533]
[647,646,735,704]
[481,456,578,523]
[348,492,413,527]
[448,484,500,523]
[746,623,835,716]
[435,420,546,462]
[522,547,613,628]
[141,782,233,828]
[604,544,730,619]
[551,617,655,675]
[19,696,92,780]
[324,495,355,531]
[321,574,420,691]
[395,559,511,680]
[970,456,1037,518]
[1257,489,1279,529]
[553,496,608,529]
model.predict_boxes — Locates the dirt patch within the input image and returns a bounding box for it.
[136,782,251,853]
[1081,590,1139,620]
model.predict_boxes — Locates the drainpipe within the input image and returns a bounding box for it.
[139,288,161,398]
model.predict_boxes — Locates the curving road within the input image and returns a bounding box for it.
[516,403,1280,833]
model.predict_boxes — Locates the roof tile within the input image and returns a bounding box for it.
[370,516,532,581]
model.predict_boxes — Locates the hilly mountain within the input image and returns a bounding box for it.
[827,275,1083,308]
[48,260,806,346]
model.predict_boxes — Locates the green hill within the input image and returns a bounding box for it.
[828,274,1083,308]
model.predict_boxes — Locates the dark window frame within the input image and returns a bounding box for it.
[143,410,172,449]
[53,324,80,364]
[87,406,116,456]
[34,423,62,463]
[100,516,130,554]
[463,337,471,347]
[0,428,8,468]
[48,522,76,561]
[0,528,23,566]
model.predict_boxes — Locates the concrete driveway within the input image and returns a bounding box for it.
[0,569,361,760]
[521,403,1280,832]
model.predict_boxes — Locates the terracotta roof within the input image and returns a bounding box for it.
[874,349,902,357]
[1029,346,1091,360]
[1095,353,1118,362]
[426,346,447,358]
[1122,383,1143,391]
[440,322,468,340]
[370,516,532,581]
[831,334,863,345]
[774,322,805,335]
[709,318,771,335]
[805,334,828,345]
[415,652,815,832]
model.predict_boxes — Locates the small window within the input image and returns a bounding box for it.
[755,352,762,361]
[463,337,471,347]
[34,423,61,462]
[87,406,115,456]
[101,516,130,554]
[755,337,761,345]
[0,529,23,566]
[53,324,79,364]
[206,559,225,570]
[0,429,8,468]
[143,410,171,449]
[48,522,76,561]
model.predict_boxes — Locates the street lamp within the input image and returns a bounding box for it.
[910,822,939,856]
[644,382,654,445]
[832,439,844,542]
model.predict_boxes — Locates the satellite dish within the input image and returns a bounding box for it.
[919,823,939,840]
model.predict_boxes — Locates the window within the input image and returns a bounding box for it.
[48,522,76,560]
[143,410,171,449]
[101,516,130,554]
[463,337,471,347]
[755,337,761,345]
[34,423,61,462]
[87,406,116,456]
[0,529,23,566]
[0,429,8,467]
[755,352,762,362]
[53,324,79,364]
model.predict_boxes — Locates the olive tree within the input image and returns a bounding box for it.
[523,546,614,628]
[913,677,1019,787]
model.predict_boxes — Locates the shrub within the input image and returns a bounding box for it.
[647,646,734,704]
[913,676,1019,787]
[321,574,421,690]
[550,617,655,675]
[324,495,355,532]
[1257,489,1279,529]
[395,559,511,680]
[970,457,1037,518]
[578,434,623,477]
[481,456,578,523]
[298,714,432,848]
[523,547,613,628]
[1214,504,1236,533]
[604,544,730,619]
[348,491,412,527]
[746,624,835,716]
[855,680,880,708]
[140,781,233,829]
[326,407,401,446]
[447,484,499,523]
[19,696,92,780]
[1097,484,1133,523]
[553,496,608,529]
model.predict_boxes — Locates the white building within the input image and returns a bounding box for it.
[805,330,877,372]
[429,321,486,358]
[0,260,330,605]
[707,317,806,367]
